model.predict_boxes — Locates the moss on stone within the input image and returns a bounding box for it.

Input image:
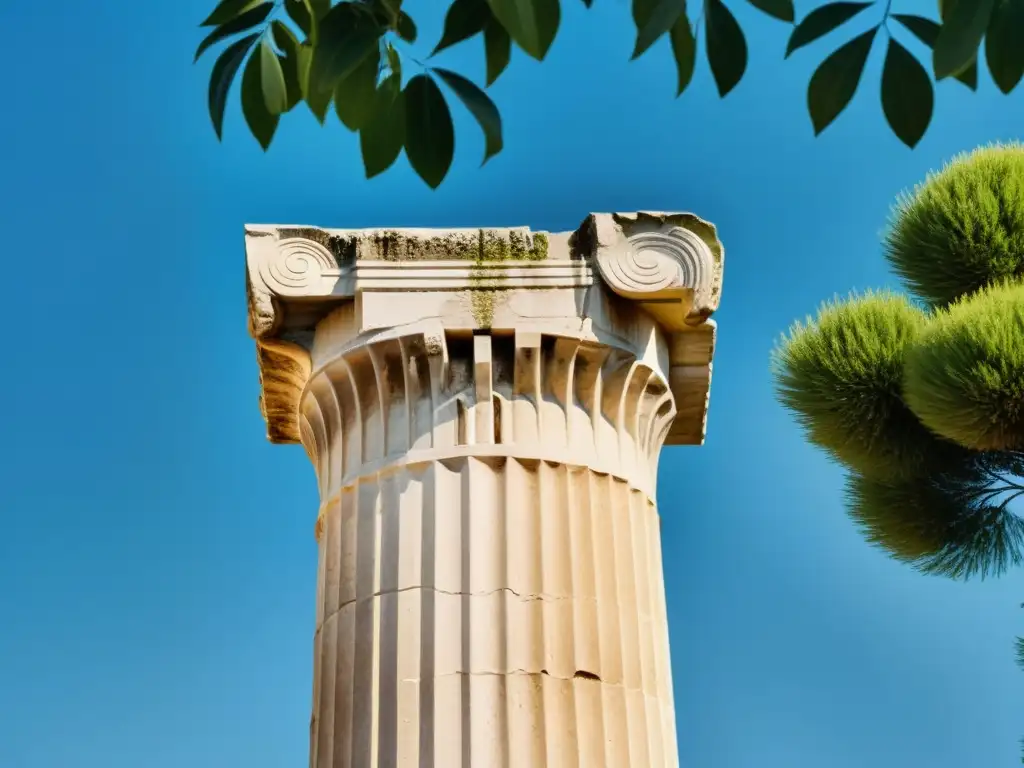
[375,230,403,260]
[279,227,354,262]
[470,237,500,327]
[277,226,551,327]
[358,229,486,261]
[477,229,549,262]
[529,232,549,260]
[294,227,554,265]
[481,231,511,261]
[469,229,547,327]
[508,230,527,259]
[470,287,496,328]
[467,230,551,326]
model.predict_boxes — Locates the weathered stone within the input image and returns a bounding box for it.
[241,212,726,767]
[245,212,724,445]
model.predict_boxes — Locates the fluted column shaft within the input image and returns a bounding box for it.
[301,324,680,767]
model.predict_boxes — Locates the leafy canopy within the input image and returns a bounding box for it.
[194,0,1024,188]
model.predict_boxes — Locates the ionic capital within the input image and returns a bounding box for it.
[245,213,724,450]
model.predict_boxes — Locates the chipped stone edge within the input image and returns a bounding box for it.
[580,211,724,320]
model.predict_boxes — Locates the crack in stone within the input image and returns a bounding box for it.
[401,670,614,685]
[320,586,573,625]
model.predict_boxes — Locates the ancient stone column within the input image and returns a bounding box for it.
[245,212,724,767]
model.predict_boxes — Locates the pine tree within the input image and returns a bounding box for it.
[774,143,1024,577]
[772,143,1024,757]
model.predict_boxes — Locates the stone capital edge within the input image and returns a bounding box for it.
[244,212,724,447]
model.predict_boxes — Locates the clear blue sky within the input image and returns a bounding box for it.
[1,1,1021,766]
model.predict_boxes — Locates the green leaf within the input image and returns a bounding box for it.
[272,21,303,110]
[299,42,332,122]
[746,0,794,23]
[892,14,978,90]
[881,38,933,148]
[201,0,263,27]
[361,74,406,178]
[955,59,979,89]
[306,81,333,122]
[397,12,418,42]
[334,47,381,131]
[484,19,512,85]
[386,43,402,79]
[807,27,875,135]
[310,2,382,94]
[241,39,280,150]
[284,0,314,36]
[631,0,650,25]
[272,20,300,53]
[433,0,492,55]
[705,0,747,97]
[404,74,455,188]
[433,68,503,164]
[985,0,1024,94]
[891,12,940,43]
[486,0,561,60]
[669,13,696,96]
[933,0,995,80]
[258,38,289,115]
[631,0,687,59]
[195,2,273,62]
[297,42,313,95]
[377,0,403,24]
[208,32,259,139]
[284,0,328,38]
[786,2,871,58]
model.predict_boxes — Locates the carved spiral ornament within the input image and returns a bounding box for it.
[259,238,337,296]
[597,226,713,298]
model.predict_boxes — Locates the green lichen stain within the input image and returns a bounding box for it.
[481,231,511,261]
[376,230,403,260]
[345,227,550,326]
[357,227,551,266]
[470,287,496,328]
[368,230,486,261]
[478,230,548,262]
[468,230,549,327]
[529,232,548,260]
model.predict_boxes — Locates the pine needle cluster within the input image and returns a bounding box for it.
[772,144,1024,580]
